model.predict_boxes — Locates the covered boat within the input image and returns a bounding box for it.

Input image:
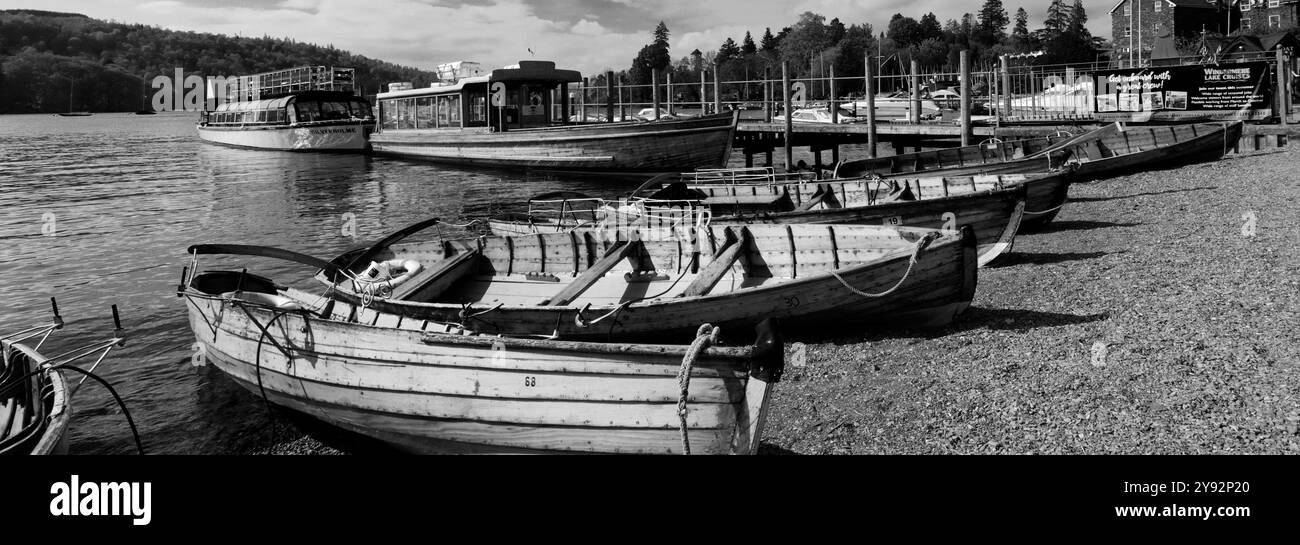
[180,267,785,454]
[197,67,376,151]
[369,60,738,171]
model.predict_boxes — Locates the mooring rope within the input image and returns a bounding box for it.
[830,235,932,299]
[1024,203,1067,216]
[676,324,719,456]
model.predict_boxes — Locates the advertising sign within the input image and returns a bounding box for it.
[1093,62,1273,122]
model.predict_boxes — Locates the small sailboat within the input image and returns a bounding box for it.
[54,79,92,117]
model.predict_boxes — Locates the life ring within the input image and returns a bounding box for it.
[356,259,423,291]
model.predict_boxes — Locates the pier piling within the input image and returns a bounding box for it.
[782,61,793,171]
[865,55,877,158]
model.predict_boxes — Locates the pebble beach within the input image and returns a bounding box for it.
[761,142,1300,455]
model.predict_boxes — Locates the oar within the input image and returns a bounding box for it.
[188,244,340,275]
[628,172,679,199]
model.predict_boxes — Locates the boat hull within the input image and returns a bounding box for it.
[370,112,738,171]
[323,224,978,341]
[197,122,373,151]
[1,342,71,455]
[184,293,775,454]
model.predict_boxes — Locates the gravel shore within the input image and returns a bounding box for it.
[760,143,1300,455]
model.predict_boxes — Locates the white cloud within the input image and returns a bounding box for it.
[13,0,1115,76]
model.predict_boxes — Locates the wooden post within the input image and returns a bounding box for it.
[700,70,707,116]
[713,66,722,115]
[561,82,570,124]
[605,71,614,123]
[667,72,675,116]
[960,50,971,146]
[829,65,838,124]
[865,55,878,158]
[910,59,921,123]
[782,61,793,171]
[652,69,661,120]
[764,67,772,123]
[619,76,627,122]
[1278,48,1289,127]
[579,78,587,122]
[1000,55,1012,122]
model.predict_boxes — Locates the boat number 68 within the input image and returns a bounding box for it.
[524,376,537,387]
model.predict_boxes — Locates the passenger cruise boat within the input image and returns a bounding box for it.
[369,60,738,172]
[197,66,375,151]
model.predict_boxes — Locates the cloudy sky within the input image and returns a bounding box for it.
[4,0,1113,73]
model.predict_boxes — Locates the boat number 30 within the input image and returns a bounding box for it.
[490,82,506,107]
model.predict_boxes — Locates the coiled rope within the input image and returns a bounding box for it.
[676,324,719,455]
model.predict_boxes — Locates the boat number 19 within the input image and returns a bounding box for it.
[524,376,537,387]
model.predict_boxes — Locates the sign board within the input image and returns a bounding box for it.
[1093,62,1273,122]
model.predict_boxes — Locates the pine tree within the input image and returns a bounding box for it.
[1068,0,1091,39]
[653,21,670,48]
[1044,0,1069,39]
[1012,7,1031,49]
[760,27,778,52]
[718,37,741,63]
[978,0,1009,40]
[741,31,757,55]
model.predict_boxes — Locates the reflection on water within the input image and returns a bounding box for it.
[0,112,894,454]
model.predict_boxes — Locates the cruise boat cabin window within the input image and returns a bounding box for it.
[349,100,373,119]
[417,97,434,128]
[320,101,351,120]
[296,102,321,122]
[398,98,416,130]
[467,92,487,126]
[382,101,398,129]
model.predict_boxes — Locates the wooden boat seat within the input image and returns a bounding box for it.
[391,247,483,302]
[541,240,643,306]
[679,227,752,298]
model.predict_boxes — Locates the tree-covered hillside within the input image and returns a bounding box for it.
[0,10,437,113]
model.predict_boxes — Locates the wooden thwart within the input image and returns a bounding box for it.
[542,240,641,306]
[679,227,750,298]
[391,247,483,301]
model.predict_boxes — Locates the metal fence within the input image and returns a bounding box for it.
[560,51,1296,125]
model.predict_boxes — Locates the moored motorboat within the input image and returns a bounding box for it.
[369,60,738,172]
[179,267,785,454]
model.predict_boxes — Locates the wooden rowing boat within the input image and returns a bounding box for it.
[180,269,785,454]
[832,122,1243,182]
[489,175,1034,267]
[1035,122,1245,179]
[833,134,1078,178]
[0,341,71,455]
[189,220,978,342]
[1,301,130,455]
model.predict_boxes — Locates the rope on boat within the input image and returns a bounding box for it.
[677,324,719,456]
[829,234,933,299]
[50,364,145,455]
[0,362,145,455]
[439,219,481,229]
[458,303,504,325]
[1024,203,1066,216]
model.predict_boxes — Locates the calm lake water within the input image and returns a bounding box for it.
[0,112,882,454]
